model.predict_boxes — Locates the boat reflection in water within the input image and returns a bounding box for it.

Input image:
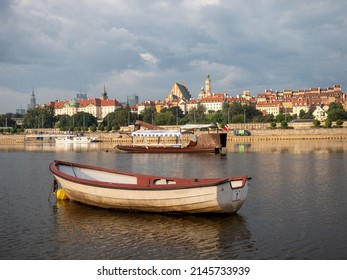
[53,200,254,259]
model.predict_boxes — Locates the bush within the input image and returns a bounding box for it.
[336,119,344,127]
[281,121,288,129]
[313,119,321,127]
[98,123,104,131]
[325,118,332,128]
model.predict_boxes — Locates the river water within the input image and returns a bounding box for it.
[0,140,346,260]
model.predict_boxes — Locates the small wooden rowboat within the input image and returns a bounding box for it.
[49,160,251,214]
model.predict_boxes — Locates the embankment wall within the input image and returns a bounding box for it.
[1,127,347,144]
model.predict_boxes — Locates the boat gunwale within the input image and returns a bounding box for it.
[116,145,218,153]
[49,160,249,191]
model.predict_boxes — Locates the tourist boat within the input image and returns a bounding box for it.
[55,135,95,144]
[49,160,251,214]
[116,129,225,153]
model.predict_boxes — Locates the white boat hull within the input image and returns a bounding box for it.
[55,136,92,143]
[50,161,251,214]
[53,175,249,213]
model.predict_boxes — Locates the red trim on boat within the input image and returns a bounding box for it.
[49,160,249,191]
[116,145,219,153]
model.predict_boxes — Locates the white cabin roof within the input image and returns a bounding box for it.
[132,130,181,137]
[180,124,217,130]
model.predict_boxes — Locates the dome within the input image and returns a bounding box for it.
[69,99,80,107]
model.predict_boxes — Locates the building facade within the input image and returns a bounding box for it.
[49,87,122,120]
[256,85,346,116]
[165,82,191,102]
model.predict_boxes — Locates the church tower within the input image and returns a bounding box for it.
[205,74,211,96]
[101,85,108,100]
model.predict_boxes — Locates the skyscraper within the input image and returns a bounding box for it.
[27,88,37,110]
[127,94,139,106]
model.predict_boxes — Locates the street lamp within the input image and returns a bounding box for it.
[228,108,230,124]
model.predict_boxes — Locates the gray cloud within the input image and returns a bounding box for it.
[1,0,347,113]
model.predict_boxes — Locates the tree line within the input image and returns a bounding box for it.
[1,102,346,133]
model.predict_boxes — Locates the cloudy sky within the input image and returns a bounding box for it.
[1,0,346,114]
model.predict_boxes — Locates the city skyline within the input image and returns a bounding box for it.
[1,0,347,114]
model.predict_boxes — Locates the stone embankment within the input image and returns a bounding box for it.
[0,134,25,144]
[229,128,347,142]
[1,127,347,144]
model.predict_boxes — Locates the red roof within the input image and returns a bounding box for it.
[101,99,122,107]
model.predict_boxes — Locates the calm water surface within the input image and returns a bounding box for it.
[0,140,346,260]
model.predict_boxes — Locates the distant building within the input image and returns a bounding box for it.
[127,94,139,106]
[137,100,157,114]
[256,100,282,116]
[76,91,88,100]
[27,88,37,110]
[185,98,198,113]
[48,86,122,120]
[198,74,212,100]
[313,106,327,121]
[16,108,25,115]
[200,93,226,112]
[100,85,108,100]
[256,85,345,116]
[165,82,191,102]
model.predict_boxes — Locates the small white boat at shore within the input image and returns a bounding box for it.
[55,135,94,144]
[49,160,251,214]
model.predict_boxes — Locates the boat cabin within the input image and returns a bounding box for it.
[131,129,184,147]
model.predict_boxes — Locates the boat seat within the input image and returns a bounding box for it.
[153,179,176,185]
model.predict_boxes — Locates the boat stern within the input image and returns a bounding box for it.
[217,177,250,213]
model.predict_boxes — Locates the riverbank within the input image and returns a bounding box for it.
[229,127,347,142]
[1,127,346,144]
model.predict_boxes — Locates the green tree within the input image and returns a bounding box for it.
[104,108,136,129]
[281,121,288,129]
[301,108,314,119]
[270,121,277,129]
[231,114,245,123]
[23,106,56,128]
[327,105,347,121]
[275,114,284,123]
[139,107,157,124]
[161,106,184,125]
[104,125,111,132]
[98,123,105,131]
[206,110,224,126]
[0,114,16,128]
[313,119,321,127]
[299,109,306,119]
[328,102,343,111]
[182,105,208,124]
[336,119,344,127]
[155,111,176,125]
[325,118,332,128]
[55,114,71,130]
[73,112,97,129]
[241,105,262,121]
